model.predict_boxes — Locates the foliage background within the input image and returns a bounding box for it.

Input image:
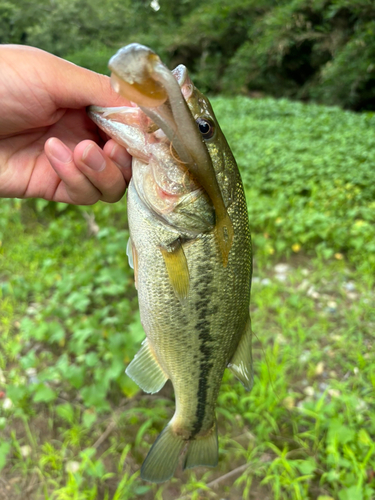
[0,1,375,499]
[1,0,375,110]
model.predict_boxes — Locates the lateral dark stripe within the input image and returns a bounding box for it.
[191,238,215,437]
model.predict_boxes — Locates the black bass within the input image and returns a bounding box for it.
[88,44,252,483]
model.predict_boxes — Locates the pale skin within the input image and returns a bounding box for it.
[0,45,132,204]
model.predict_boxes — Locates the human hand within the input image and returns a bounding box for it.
[0,45,132,204]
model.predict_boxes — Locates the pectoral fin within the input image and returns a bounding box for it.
[228,317,253,391]
[126,237,139,289]
[126,237,134,269]
[159,238,189,300]
[126,339,168,394]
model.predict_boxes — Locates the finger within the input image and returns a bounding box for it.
[73,140,129,203]
[103,139,132,185]
[45,137,102,205]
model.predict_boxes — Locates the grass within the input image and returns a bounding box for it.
[0,96,374,499]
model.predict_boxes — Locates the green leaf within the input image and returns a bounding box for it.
[64,364,86,389]
[56,403,75,424]
[338,486,363,500]
[0,442,11,472]
[32,384,57,404]
[82,410,97,429]
[80,384,109,411]
[293,458,316,475]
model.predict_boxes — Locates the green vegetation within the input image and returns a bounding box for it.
[217,97,375,272]
[1,0,375,110]
[1,97,374,499]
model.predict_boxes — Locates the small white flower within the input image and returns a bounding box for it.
[304,386,315,397]
[315,362,325,376]
[343,281,356,292]
[328,389,340,398]
[276,333,287,344]
[65,461,80,473]
[299,351,311,363]
[275,274,287,282]
[307,286,320,299]
[2,398,13,410]
[20,445,31,458]
[274,263,289,274]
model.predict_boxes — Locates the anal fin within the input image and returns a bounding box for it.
[126,339,168,394]
[183,420,218,470]
[159,238,189,300]
[228,317,253,391]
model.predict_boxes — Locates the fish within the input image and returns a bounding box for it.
[88,43,253,484]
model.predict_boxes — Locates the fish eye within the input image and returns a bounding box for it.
[196,117,215,140]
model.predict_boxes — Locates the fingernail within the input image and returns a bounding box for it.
[109,143,131,169]
[48,138,72,163]
[82,144,106,172]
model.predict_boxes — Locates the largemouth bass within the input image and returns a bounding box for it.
[88,43,253,484]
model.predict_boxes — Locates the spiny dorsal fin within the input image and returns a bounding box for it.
[126,339,168,394]
[227,317,253,391]
[159,238,189,300]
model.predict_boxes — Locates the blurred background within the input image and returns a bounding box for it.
[1,0,375,109]
[1,1,375,499]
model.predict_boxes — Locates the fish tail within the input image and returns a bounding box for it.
[183,420,218,470]
[141,424,185,483]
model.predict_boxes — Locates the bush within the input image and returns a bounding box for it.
[1,0,375,109]
[212,96,375,269]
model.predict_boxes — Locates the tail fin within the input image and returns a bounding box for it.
[141,424,185,483]
[183,421,218,470]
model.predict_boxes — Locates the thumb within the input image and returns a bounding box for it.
[4,44,129,110]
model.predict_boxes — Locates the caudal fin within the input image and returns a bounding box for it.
[183,421,218,470]
[141,424,185,483]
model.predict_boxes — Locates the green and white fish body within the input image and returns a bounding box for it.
[88,44,253,483]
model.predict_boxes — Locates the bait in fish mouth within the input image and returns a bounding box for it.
[88,43,253,484]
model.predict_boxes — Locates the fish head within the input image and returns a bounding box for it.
[88,44,235,255]
[173,64,237,206]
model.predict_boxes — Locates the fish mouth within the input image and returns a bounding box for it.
[87,105,204,220]
[89,43,234,265]
[107,44,218,198]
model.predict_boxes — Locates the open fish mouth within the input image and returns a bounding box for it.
[88,43,234,265]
